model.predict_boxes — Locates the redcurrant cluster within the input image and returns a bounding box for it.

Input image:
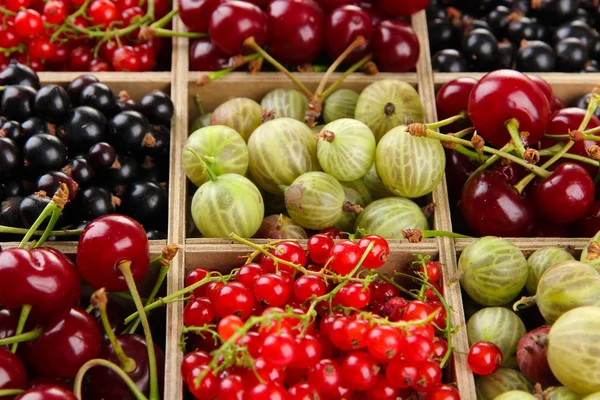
[0,0,172,72]
[178,233,461,400]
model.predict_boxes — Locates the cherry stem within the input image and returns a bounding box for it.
[92,289,137,373]
[423,230,471,239]
[125,245,179,334]
[453,144,487,163]
[543,125,600,140]
[468,143,514,179]
[74,359,148,400]
[426,113,467,131]
[33,208,62,248]
[149,28,206,38]
[320,53,373,101]
[197,53,261,86]
[0,390,24,397]
[314,35,365,100]
[149,7,178,29]
[243,36,313,98]
[538,148,600,167]
[0,328,42,346]
[117,261,159,400]
[505,118,527,158]
[514,94,600,193]
[0,226,82,236]
[11,304,32,353]
[19,184,69,248]
[512,295,536,311]
[194,94,205,116]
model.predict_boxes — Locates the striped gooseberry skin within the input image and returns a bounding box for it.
[494,391,537,400]
[580,230,600,274]
[362,163,392,200]
[336,179,372,233]
[458,237,527,306]
[467,307,526,369]
[210,98,263,142]
[284,171,345,230]
[182,125,249,187]
[376,125,445,199]
[316,118,376,181]
[475,368,532,400]
[354,197,428,239]
[248,118,320,195]
[525,247,574,295]
[191,173,264,238]
[323,89,359,123]
[535,261,600,323]
[548,306,600,394]
[355,79,424,142]
[260,88,309,121]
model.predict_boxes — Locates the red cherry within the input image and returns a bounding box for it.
[246,382,287,400]
[293,275,327,302]
[436,77,477,133]
[15,385,76,400]
[307,359,342,396]
[181,351,211,382]
[328,240,361,275]
[377,0,430,16]
[14,9,44,37]
[357,234,389,269]
[218,315,244,341]
[534,162,594,224]
[289,383,319,400]
[367,325,402,360]
[0,309,19,349]
[112,46,141,72]
[386,357,418,389]
[373,19,420,73]
[236,263,263,289]
[184,297,217,327]
[468,341,503,376]
[209,1,268,56]
[25,308,101,379]
[425,384,461,400]
[413,361,442,392]
[317,0,359,12]
[213,282,255,319]
[576,200,600,237]
[178,0,225,32]
[189,38,230,71]
[253,273,291,306]
[326,5,373,64]
[44,0,67,24]
[187,366,221,400]
[293,335,322,368]
[260,241,306,274]
[553,97,567,112]
[468,70,551,148]
[77,215,149,292]
[460,170,535,237]
[526,74,556,110]
[88,0,118,27]
[266,0,325,65]
[261,332,297,367]
[0,347,27,394]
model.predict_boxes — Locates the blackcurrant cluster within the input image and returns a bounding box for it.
[0,60,172,241]
[428,0,600,73]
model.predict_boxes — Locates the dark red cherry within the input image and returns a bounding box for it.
[266,0,325,66]
[241,0,270,8]
[553,97,566,112]
[525,74,555,112]
[77,214,149,292]
[435,77,477,133]
[0,308,19,349]
[460,170,535,237]
[0,347,27,395]
[445,149,478,203]
[531,218,570,238]
[317,0,358,12]
[325,5,373,64]
[576,200,600,237]
[178,0,225,33]
[534,163,594,224]
[85,334,165,400]
[373,19,419,72]
[209,1,268,56]
[377,0,430,17]
[15,385,76,400]
[0,248,80,312]
[25,308,102,379]
[468,70,551,148]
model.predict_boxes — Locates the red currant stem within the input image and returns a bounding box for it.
[538,149,600,167]
[51,0,93,41]
[10,304,32,353]
[149,28,206,38]
[314,35,365,100]
[244,239,297,264]
[0,226,82,236]
[117,261,159,400]
[149,7,179,29]
[125,245,179,334]
[0,390,24,397]
[92,289,137,373]
[0,328,42,347]
[512,295,536,312]
[74,359,149,400]
[181,325,220,339]
[112,292,149,302]
[0,6,16,16]
[71,16,151,38]
[421,128,551,178]
[243,36,313,98]
[505,118,527,158]
[320,53,372,101]
[376,272,418,299]
[0,45,26,57]
[426,113,467,131]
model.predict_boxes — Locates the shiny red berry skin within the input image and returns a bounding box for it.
[260,241,306,275]
[328,240,361,275]
[425,384,461,400]
[179,0,225,32]
[253,273,291,306]
[413,361,442,392]
[246,382,287,400]
[14,9,44,37]
[367,325,402,360]
[435,77,477,133]
[261,332,297,367]
[468,341,503,376]
[534,163,595,224]
[185,268,210,297]
[377,0,430,16]
[189,38,230,71]
[112,46,141,72]
[213,282,255,319]
[236,263,263,289]
[209,1,268,56]
[218,374,245,400]
[307,234,335,265]
[0,347,27,394]
[526,74,556,110]
[325,5,373,64]
[44,0,67,24]
[334,282,370,308]
[181,351,211,382]
[401,334,434,365]
[15,385,77,400]
[386,357,418,389]
[317,0,359,12]
[422,261,442,282]
[88,0,118,27]
[373,19,420,73]
[5,0,31,11]
[307,359,342,396]
[366,375,407,400]
[218,315,244,341]
[468,70,551,148]
[293,335,322,368]
[77,214,150,292]
[340,351,380,391]
[293,275,327,302]
[266,0,325,65]
[187,366,221,400]
[358,234,389,269]
[184,297,217,327]
[288,383,319,400]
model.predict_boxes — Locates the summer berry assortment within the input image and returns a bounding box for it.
[0,61,172,241]
[185,0,424,75]
[427,0,600,72]
[175,234,460,400]
[0,189,180,400]
[0,0,179,72]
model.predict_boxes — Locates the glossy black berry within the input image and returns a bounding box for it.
[23,134,68,172]
[78,187,117,220]
[462,28,498,70]
[35,171,79,201]
[124,181,168,229]
[0,137,20,180]
[88,142,117,169]
[34,84,71,124]
[21,117,50,140]
[141,156,168,183]
[555,38,588,72]
[0,60,40,89]
[537,0,580,24]
[109,111,151,153]
[506,16,539,44]
[20,193,67,229]
[60,106,107,151]
[1,85,37,121]
[432,49,468,72]
[144,125,170,161]
[1,182,24,198]
[493,41,516,69]
[146,230,167,240]
[553,21,596,52]
[107,154,140,190]
[573,93,600,119]
[428,19,458,53]
[80,83,116,117]
[486,5,511,37]
[0,121,25,145]
[516,40,556,72]
[67,75,99,104]
[139,90,174,125]
[115,98,137,113]
[64,157,95,188]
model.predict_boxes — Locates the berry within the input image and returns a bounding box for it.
[468,341,503,376]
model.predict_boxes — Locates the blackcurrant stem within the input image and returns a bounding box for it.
[426,113,467,130]
[243,36,313,98]
[11,304,32,353]
[125,245,178,334]
[0,226,82,236]
[19,183,69,248]
[320,53,373,101]
[117,261,159,400]
[74,359,148,400]
[467,143,514,181]
[149,7,178,29]
[514,95,600,193]
[0,328,42,346]
[505,118,527,158]
[0,390,24,397]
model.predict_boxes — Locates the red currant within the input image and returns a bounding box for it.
[240,331,262,358]
[217,315,244,342]
[261,332,297,367]
[89,58,112,72]
[328,240,361,275]
[0,25,20,49]
[235,263,263,289]
[253,273,290,307]
[422,261,441,282]
[246,357,286,386]
[14,9,44,37]
[28,37,57,60]
[88,0,118,27]
[181,351,210,382]
[187,366,221,400]
[358,235,389,269]
[260,242,306,275]
[413,361,442,392]
[288,383,319,400]
[320,226,347,239]
[366,375,407,400]
[401,334,434,365]
[370,280,400,304]
[345,318,369,349]
[6,0,31,11]
[213,282,255,319]
[334,282,370,309]
[467,341,503,376]
[367,325,401,360]
[382,297,409,321]
[69,45,93,71]
[185,268,210,297]
[307,359,341,396]
[246,382,287,400]
[307,234,335,264]
[341,351,380,391]
[386,357,418,389]
[44,0,67,24]
[184,297,216,328]
[425,384,461,400]
[402,301,434,322]
[293,275,326,303]
[206,281,224,302]
[432,337,449,361]
[328,316,354,350]
[112,46,141,72]
[134,44,155,71]
[292,335,322,368]
[219,374,245,400]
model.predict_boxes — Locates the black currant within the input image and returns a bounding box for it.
[35,171,79,201]
[1,182,24,198]
[555,37,588,72]
[67,75,99,104]
[106,154,140,193]
[0,137,20,181]
[432,49,468,72]
[124,181,168,229]
[536,0,580,24]
[59,106,107,151]
[146,230,167,240]
[23,134,68,172]
[493,41,516,69]
[553,21,596,52]
[80,82,116,117]
[1,85,37,121]
[515,40,556,72]
[20,193,67,229]
[63,157,95,188]
[0,60,40,89]
[88,142,117,169]
[139,90,174,125]
[34,84,71,124]
[77,187,117,220]
[428,19,459,54]
[486,5,511,37]
[506,16,539,43]
[0,121,25,145]
[462,28,498,70]
[109,111,151,153]
[143,125,170,161]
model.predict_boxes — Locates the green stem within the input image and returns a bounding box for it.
[51,0,92,41]
[149,7,178,29]
[11,305,32,353]
[33,208,62,248]
[19,185,69,248]
[422,230,471,239]
[0,390,24,397]
[0,328,42,346]
[0,226,82,236]
[314,35,365,99]
[194,94,205,116]
[199,53,261,84]
[118,262,159,400]
[538,150,600,167]
[505,118,527,158]
[426,113,467,131]
[321,54,372,100]
[74,359,149,400]
[0,6,17,15]
[151,28,206,38]
[468,144,514,179]
[453,144,487,163]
